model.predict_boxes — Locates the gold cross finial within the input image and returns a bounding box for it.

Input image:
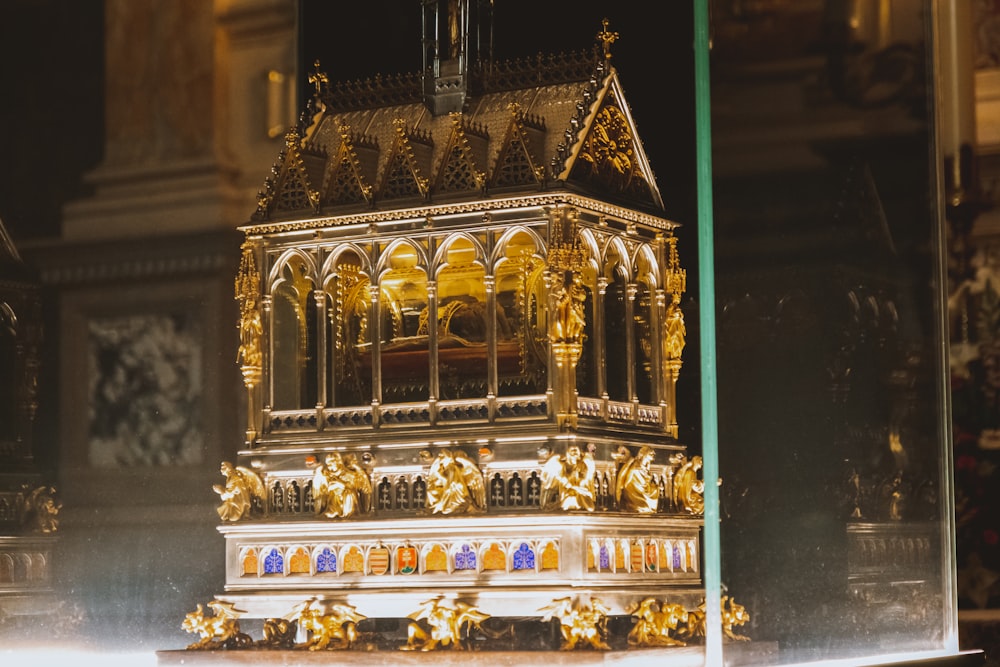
[597,18,619,61]
[308,60,328,98]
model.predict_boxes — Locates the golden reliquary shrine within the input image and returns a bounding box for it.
[172,2,720,658]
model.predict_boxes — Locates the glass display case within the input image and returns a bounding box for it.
[158,1,975,665]
[1,2,987,666]
[706,0,969,663]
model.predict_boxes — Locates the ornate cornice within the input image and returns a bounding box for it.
[238,193,679,236]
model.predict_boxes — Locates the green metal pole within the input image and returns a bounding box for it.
[693,0,722,663]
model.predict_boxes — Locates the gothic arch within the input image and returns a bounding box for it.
[431,231,487,280]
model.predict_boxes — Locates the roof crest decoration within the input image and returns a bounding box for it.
[596,18,619,65]
[302,60,331,144]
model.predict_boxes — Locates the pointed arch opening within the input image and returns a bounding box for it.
[436,234,489,399]
[494,229,548,396]
[271,253,318,410]
[325,247,372,407]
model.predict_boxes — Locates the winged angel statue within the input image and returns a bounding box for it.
[540,445,596,511]
[311,452,372,519]
[213,461,265,521]
[425,449,486,514]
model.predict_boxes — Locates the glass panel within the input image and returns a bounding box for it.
[707,0,954,662]
[495,230,547,396]
[634,248,656,405]
[575,262,598,398]
[271,255,317,410]
[378,242,429,403]
[437,236,488,399]
[604,242,628,402]
[327,250,371,407]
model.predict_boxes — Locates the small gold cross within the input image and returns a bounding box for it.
[308,60,328,97]
[597,18,619,61]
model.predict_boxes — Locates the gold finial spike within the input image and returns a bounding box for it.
[597,18,619,62]
[308,60,329,99]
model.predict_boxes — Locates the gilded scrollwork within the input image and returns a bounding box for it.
[235,244,262,376]
[182,600,253,650]
[626,597,689,647]
[291,597,367,650]
[213,461,265,522]
[402,596,491,651]
[540,445,596,512]
[680,596,751,642]
[614,445,660,513]
[538,596,611,650]
[256,618,296,649]
[425,449,486,515]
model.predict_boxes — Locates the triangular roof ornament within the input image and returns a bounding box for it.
[252,127,321,221]
[322,125,376,206]
[378,119,431,201]
[490,103,545,190]
[434,113,488,194]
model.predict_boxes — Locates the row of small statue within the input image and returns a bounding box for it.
[183,594,749,651]
[213,445,704,521]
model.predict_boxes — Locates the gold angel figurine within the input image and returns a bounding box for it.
[672,454,704,515]
[311,452,372,519]
[213,461,265,522]
[540,445,596,511]
[425,449,486,515]
[614,446,660,513]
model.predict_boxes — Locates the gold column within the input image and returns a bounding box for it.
[313,288,327,426]
[235,242,263,445]
[546,206,586,432]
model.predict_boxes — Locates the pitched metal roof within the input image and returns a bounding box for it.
[251,37,666,224]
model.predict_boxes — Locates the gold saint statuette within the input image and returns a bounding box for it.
[626,598,689,647]
[310,452,372,519]
[425,449,486,515]
[547,206,588,431]
[402,596,491,651]
[213,461,265,522]
[540,444,596,511]
[671,453,705,515]
[538,596,611,650]
[614,445,660,513]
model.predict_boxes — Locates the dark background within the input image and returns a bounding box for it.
[0,1,696,244]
